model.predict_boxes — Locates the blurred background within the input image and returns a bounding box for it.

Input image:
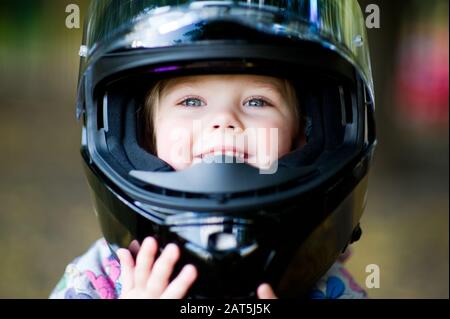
[0,0,448,298]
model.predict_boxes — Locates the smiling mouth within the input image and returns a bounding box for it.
[195,148,250,161]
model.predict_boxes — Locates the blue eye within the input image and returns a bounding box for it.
[244,98,272,107]
[179,97,205,107]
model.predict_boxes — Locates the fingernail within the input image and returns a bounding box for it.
[144,236,155,245]
[183,264,197,278]
[258,283,269,293]
[184,264,195,272]
[165,243,178,251]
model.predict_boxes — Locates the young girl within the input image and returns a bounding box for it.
[50,74,367,299]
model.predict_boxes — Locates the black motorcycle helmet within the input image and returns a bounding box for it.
[77,0,376,298]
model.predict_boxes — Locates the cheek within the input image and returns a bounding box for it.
[155,118,193,169]
[246,116,294,156]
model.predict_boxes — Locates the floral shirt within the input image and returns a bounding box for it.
[49,238,367,299]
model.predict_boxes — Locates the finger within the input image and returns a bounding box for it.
[146,243,180,296]
[116,248,135,293]
[257,283,278,299]
[134,237,158,288]
[160,264,198,299]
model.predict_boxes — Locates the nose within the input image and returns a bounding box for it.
[210,111,243,131]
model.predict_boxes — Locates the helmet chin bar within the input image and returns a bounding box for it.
[164,211,281,299]
[129,155,319,194]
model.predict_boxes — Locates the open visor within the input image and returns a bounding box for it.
[83,52,374,212]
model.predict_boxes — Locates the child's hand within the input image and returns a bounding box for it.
[117,237,197,299]
[257,283,278,299]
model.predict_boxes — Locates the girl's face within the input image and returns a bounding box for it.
[152,74,299,171]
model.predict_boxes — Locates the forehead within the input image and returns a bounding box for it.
[162,74,286,94]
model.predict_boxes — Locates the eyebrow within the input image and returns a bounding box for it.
[163,77,286,96]
[160,81,198,99]
[163,78,207,92]
[248,80,285,95]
